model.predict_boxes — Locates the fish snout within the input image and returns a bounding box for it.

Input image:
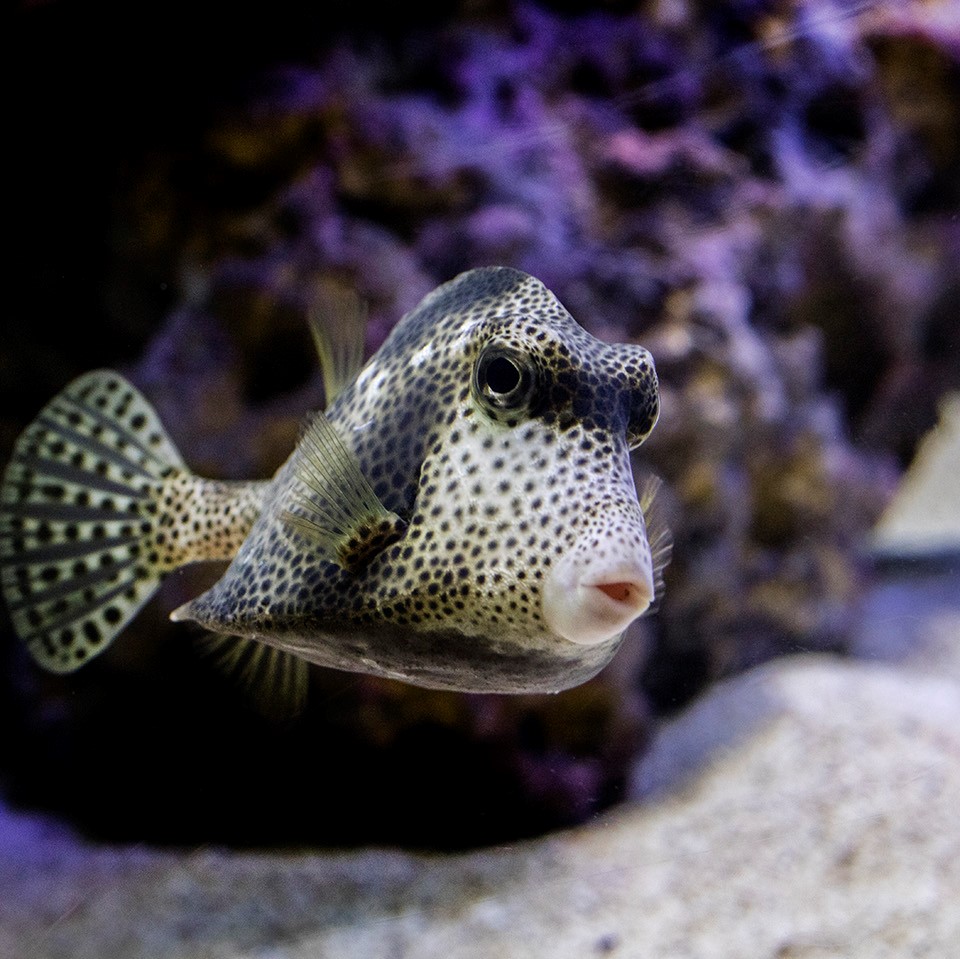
[542,535,655,646]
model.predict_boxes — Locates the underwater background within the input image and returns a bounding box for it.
[4,0,960,860]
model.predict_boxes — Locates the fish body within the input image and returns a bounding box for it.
[1,267,668,697]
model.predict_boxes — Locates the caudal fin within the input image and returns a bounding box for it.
[1,371,189,672]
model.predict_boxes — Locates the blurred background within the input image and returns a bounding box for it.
[4,0,958,851]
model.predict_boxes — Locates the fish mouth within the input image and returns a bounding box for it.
[542,553,654,646]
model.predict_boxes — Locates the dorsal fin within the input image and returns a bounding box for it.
[308,280,368,408]
[282,410,405,572]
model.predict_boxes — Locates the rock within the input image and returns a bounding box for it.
[873,392,960,559]
[855,569,960,684]
[3,654,958,959]
[854,390,960,680]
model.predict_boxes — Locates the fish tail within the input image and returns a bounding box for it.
[0,370,265,673]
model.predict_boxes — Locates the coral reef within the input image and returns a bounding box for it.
[4,0,959,848]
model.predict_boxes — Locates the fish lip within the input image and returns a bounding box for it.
[542,553,654,647]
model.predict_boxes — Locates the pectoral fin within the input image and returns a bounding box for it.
[282,411,405,572]
[638,475,673,611]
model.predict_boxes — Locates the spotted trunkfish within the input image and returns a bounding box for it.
[0,267,670,705]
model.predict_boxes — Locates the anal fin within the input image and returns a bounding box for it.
[282,411,405,573]
[202,634,309,720]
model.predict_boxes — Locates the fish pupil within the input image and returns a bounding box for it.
[486,356,521,395]
[474,345,537,413]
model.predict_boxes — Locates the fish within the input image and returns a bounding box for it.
[0,266,669,703]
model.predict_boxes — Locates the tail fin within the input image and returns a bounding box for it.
[0,371,263,673]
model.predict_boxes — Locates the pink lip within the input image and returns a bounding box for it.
[544,557,655,646]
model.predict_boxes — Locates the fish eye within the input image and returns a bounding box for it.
[473,345,538,413]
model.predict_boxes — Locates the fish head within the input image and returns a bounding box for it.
[375,267,661,654]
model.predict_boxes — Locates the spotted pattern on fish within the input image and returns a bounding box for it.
[177,268,662,692]
[2,267,667,696]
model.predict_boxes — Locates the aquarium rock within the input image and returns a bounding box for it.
[3,648,959,959]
